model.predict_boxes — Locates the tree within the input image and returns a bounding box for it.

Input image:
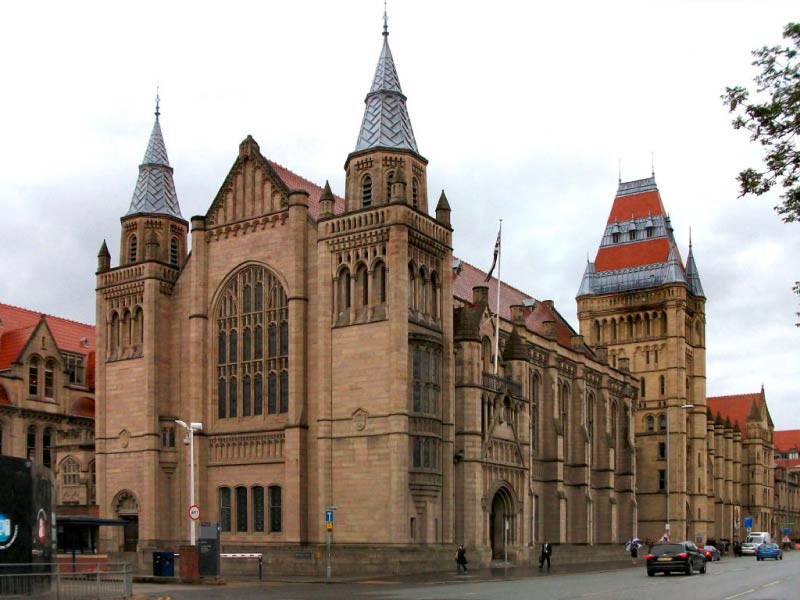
[724,23,800,325]
[723,22,800,223]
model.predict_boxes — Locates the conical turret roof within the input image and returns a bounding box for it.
[354,15,419,154]
[126,102,183,219]
[685,242,705,298]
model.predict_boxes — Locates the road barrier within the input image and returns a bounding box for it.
[0,562,132,599]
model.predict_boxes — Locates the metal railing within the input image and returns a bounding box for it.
[482,372,522,397]
[0,563,132,599]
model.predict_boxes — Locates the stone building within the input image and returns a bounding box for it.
[94,18,637,572]
[576,178,776,545]
[0,303,99,551]
[773,429,800,540]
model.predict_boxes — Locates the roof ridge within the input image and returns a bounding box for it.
[267,159,344,201]
[0,302,94,329]
[454,256,538,303]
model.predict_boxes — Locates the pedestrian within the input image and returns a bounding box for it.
[630,542,638,566]
[538,539,552,569]
[455,543,468,574]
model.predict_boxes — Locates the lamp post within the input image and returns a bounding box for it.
[175,419,203,545]
[665,404,694,539]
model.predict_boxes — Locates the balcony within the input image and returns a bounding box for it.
[482,372,522,397]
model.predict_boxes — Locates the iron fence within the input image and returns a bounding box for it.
[0,563,132,599]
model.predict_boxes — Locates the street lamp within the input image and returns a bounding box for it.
[175,419,203,545]
[665,404,694,539]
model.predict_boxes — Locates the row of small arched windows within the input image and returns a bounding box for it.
[219,485,281,534]
[336,261,387,316]
[592,311,668,344]
[127,234,181,266]
[109,308,144,354]
[361,172,420,208]
[408,264,439,320]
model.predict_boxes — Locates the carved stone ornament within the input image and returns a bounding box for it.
[352,408,369,431]
[119,429,130,448]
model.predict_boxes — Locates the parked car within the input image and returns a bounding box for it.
[646,541,707,576]
[756,542,783,561]
[701,545,721,561]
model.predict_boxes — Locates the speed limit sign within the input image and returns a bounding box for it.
[188,504,201,521]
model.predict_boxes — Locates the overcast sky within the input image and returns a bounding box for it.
[2,1,798,427]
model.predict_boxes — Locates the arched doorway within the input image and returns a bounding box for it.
[113,490,140,552]
[488,485,516,560]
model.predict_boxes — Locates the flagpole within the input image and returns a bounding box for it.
[493,219,502,376]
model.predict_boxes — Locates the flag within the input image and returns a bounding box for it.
[484,229,501,282]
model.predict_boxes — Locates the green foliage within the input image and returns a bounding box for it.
[723,22,800,223]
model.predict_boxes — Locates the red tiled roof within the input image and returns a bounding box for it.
[774,430,800,453]
[595,238,675,272]
[0,384,10,406]
[707,392,763,438]
[776,458,800,469]
[267,160,344,220]
[606,190,666,224]
[452,259,578,350]
[0,303,96,375]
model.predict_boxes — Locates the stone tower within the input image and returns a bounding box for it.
[95,99,189,550]
[576,176,707,542]
[316,13,455,545]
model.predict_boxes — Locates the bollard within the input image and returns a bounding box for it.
[259,556,263,581]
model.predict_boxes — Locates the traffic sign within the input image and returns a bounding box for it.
[783,527,791,535]
[326,522,333,531]
[325,510,334,523]
[189,504,201,521]
[743,516,753,529]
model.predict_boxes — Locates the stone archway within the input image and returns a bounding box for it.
[113,490,140,552]
[488,484,517,560]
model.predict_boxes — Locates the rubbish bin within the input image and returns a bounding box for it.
[153,551,175,577]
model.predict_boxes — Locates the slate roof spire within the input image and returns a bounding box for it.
[126,95,183,219]
[685,234,706,298]
[354,11,419,153]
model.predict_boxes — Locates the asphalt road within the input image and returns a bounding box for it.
[132,550,800,600]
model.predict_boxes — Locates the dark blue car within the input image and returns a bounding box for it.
[756,542,783,561]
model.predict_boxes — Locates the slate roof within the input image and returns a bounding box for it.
[452,259,580,351]
[126,110,183,219]
[0,303,96,387]
[354,18,419,154]
[707,392,768,439]
[578,177,705,298]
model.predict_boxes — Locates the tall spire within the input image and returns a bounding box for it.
[126,96,183,218]
[354,11,419,153]
[685,235,705,298]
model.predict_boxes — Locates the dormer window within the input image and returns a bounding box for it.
[646,226,654,238]
[628,230,636,241]
[612,232,620,243]
[362,175,372,208]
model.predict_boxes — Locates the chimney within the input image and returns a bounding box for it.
[510,305,525,326]
[542,320,556,340]
[473,285,489,306]
[595,346,608,364]
[618,357,630,372]
[570,334,585,352]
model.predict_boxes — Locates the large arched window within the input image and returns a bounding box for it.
[560,384,569,460]
[338,268,351,315]
[27,425,37,461]
[408,264,416,310]
[373,261,387,304]
[356,264,369,308]
[269,485,282,533]
[44,359,55,398]
[216,266,288,420]
[430,272,439,320]
[529,370,540,452]
[418,267,428,315]
[587,393,595,464]
[133,307,143,346]
[43,428,54,469]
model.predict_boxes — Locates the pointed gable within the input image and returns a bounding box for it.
[207,136,344,227]
[0,303,96,374]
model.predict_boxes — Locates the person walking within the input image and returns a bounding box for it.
[455,543,468,574]
[538,540,552,569]
[630,542,639,566]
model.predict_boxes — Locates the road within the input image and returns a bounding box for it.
[132,551,800,600]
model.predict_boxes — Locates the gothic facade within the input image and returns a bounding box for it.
[577,179,777,545]
[94,21,638,572]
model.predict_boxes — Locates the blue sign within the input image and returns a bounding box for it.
[744,516,753,529]
[325,510,334,523]
[0,515,10,543]
[783,527,791,535]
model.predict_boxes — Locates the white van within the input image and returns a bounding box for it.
[741,532,772,555]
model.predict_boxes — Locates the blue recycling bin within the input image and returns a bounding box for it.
[152,551,175,577]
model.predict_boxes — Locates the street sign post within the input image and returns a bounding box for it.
[325,510,334,523]
[744,516,753,531]
[188,504,201,521]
